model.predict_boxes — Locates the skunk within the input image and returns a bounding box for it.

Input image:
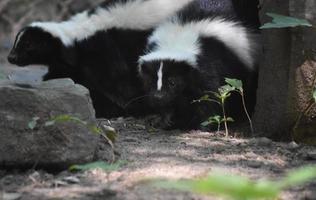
[138,0,260,129]
[7,0,195,118]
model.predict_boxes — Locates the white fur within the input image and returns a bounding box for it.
[139,20,201,67]
[14,29,25,49]
[139,17,256,69]
[157,62,164,91]
[30,0,194,46]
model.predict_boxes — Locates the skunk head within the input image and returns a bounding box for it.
[139,59,197,107]
[8,26,62,67]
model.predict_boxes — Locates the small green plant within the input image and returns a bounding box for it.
[28,117,40,130]
[261,13,312,29]
[46,114,117,149]
[197,78,253,137]
[69,160,127,172]
[211,85,235,137]
[28,114,117,161]
[202,115,226,133]
[225,78,254,134]
[196,86,234,137]
[153,166,316,200]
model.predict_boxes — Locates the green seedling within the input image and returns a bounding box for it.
[202,115,234,134]
[28,117,40,130]
[225,78,254,135]
[153,166,316,200]
[28,114,117,161]
[195,84,235,137]
[211,85,235,137]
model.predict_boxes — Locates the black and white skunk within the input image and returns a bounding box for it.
[7,0,195,118]
[138,1,260,129]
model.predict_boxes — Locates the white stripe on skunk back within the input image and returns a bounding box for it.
[139,17,257,69]
[30,0,194,46]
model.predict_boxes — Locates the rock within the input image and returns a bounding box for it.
[288,141,300,150]
[0,79,99,170]
[3,192,22,200]
[249,137,273,146]
[306,151,316,160]
[245,160,262,168]
[62,176,80,184]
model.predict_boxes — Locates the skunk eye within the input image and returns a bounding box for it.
[168,78,176,87]
[23,42,32,49]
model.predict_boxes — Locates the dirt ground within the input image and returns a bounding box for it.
[1,65,316,200]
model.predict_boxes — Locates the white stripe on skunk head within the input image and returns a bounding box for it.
[30,0,194,46]
[139,17,256,70]
[157,62,164,91]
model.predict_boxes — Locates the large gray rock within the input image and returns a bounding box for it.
[0,79,99,170]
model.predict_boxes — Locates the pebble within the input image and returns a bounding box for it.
[288,141,300,150]
[306,151,316,160]
[53,180,69,187]
[249,137,273,146]
[246,160,262,168]
[63,176,80,184]
[2,192,22,200]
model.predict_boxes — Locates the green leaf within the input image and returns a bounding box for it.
[200,95,210,101]
[225,117,235,122]
[89,125,102,134]
[279,166,316,189]
[209,115,222,123]
[69,161,126,172]
[225,78,243,90]
[28,117,40,130]
[201,121,211,127]
[202,115,223,127]
[219,85,235,96]
[313,87,316,102]
[100,125,117,143]
[153,174,280,200]
[55,115,87,125]
[261,13,312,29]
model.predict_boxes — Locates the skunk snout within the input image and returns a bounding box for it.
[7,51,17,64]
[153,92,164,99]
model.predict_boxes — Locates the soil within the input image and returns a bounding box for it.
[1,65,316,200]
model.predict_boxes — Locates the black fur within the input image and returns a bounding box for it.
[139,0,259,130]
[8,26,152,118]
[176,0,260,29]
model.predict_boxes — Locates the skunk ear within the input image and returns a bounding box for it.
[60,46,78,67]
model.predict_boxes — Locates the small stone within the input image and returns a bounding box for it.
[249,137,272,146]
[63,176,80,184]
[306,151,316,160]
[53,180,69,187]
[246,160,262,168]
[288,141,299,150]
[3,192,22,200]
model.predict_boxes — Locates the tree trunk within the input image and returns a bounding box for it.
[254,0,316,143]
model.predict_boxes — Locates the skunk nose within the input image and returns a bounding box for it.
[7,52,17,63]
[154,92,164,99]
